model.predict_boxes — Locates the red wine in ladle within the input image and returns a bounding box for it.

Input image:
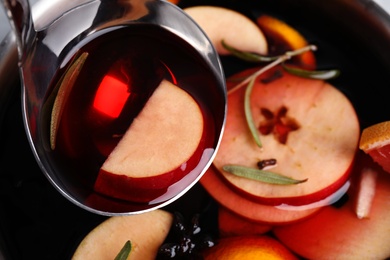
[43,25,221,210]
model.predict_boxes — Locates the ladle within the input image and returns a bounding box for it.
[1,0,226,216]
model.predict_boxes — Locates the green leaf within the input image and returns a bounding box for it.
[114,240,132,260]
[222,40,278,62]
[223,165,307,185]
[244,77,262,148]
[282,63,340,80]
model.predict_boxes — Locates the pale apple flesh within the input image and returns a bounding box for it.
[184,6,268,55]
[94,79,204,202]
[72,210,173,260]
[212,67,359,206]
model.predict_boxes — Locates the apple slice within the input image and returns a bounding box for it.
[200,166,320,224]
[72,209,173,259]
[212,67,359,206]
[94,79,204,202]
[218,205,272,237]
[184,6,268,55]
[273,152,390,260]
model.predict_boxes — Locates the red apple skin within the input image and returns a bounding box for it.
[273,152,390,260]
[220,163,354,207]
[200,166,320,224]
[94,141,206,203]
[218,205,272,237]
[94,168,185,203]
[213,67,359,206]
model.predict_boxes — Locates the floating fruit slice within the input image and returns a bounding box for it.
[273,154,390,260]
[257,15,316,69]
[359,121,390,173]
[212,67,359,206]
[355,167,378,219]
[218,205,272,237]
[200,166,320,224]
[72,210,173,260]
[184,6,268,55]
[167,0,180,4]
[202,235,298,260]
[94,79,204,202]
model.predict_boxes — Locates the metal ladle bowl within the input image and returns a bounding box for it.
[1,0,226,216]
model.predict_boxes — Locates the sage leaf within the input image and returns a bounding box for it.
[282,63,340,80]
[114,240,132,260]
[222,40,278,62]
[223,165,307,185]
[244,77,262,148]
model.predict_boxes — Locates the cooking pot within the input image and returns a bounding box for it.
[1,0,390,258]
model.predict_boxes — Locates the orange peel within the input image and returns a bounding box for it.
[257,15,316,69]
[202,235,298,260]
[359,121,390,173]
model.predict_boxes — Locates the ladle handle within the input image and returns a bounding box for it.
[1,0,35,63]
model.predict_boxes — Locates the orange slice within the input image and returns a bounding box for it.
[359,121,390,173]
[167,0,180,4]
[202,235,298,260]
[257,15,316,69]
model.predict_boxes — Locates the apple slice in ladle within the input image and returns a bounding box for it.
[94,79,204,202]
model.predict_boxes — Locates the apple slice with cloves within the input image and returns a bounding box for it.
[206,66,359,208]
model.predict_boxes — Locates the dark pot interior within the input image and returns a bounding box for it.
[1,0,390,259]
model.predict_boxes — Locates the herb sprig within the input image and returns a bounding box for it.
[114,240,132,260]
[225,42,340,96]
[223,165,307,185]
